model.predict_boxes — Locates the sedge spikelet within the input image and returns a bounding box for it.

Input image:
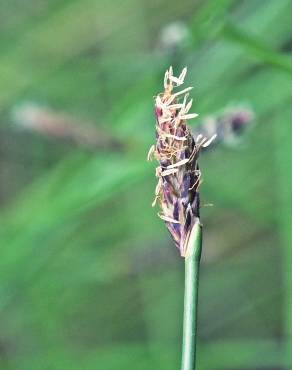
[193,105,254,150]
[148,67,214,257]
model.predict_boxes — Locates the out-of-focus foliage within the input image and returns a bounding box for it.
[0,0,291,369]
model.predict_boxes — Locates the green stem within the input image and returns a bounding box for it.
[181,222,202,370]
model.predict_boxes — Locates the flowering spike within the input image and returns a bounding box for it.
[192,105,254,151]
[149,67,210,257]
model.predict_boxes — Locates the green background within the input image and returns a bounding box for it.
[0,0,291,369]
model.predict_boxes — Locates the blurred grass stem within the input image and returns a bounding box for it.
[181,222,202,370]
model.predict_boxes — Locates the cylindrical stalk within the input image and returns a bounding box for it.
[181,223,202,370]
